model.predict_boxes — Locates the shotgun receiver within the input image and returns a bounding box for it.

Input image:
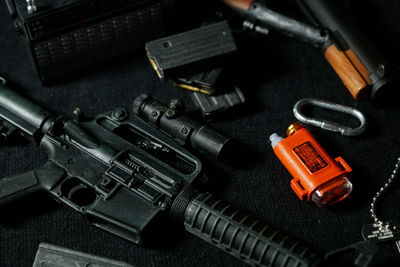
[294,0,399,102]
[0,77,321,267]
[222,0,399,102]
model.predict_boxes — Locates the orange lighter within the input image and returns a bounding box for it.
[270,122,352,207]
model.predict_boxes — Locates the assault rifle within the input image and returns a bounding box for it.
[0,77,321,267]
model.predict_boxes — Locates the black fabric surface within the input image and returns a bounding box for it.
[1,1,400,267]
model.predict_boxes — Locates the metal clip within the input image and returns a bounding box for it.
[293,98,367,136]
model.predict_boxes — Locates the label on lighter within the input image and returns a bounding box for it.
[362,221,400,242]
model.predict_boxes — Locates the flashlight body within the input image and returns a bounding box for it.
[133,94,233,162]
[271,125,352,207]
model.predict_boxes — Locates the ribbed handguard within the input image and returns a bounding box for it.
[183,193,321,267]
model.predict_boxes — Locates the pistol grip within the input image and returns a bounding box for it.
[0,170,42,206]
[0,162,64,206]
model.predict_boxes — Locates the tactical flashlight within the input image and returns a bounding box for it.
[132,94,234,162]
[270,123,352,207]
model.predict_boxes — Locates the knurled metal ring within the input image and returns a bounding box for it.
[132,94,149,115]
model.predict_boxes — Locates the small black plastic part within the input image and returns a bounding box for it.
[0,119,19,144]
[145,21,237,79]
[63,120,99,149]
[191,86,246,121]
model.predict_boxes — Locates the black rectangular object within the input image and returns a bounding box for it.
[145,21,236,79]
[191,86,245,121]
[7,0,174,83]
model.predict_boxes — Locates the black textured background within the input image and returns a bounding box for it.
[1,1,400,266]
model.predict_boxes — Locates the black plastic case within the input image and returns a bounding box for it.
[6,0,175,83]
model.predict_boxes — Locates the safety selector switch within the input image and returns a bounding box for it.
[270,122,352,207]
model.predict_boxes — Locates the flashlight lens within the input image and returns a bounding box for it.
[311,176,352,207]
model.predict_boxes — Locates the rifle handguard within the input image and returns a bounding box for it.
[172,188,322,267]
